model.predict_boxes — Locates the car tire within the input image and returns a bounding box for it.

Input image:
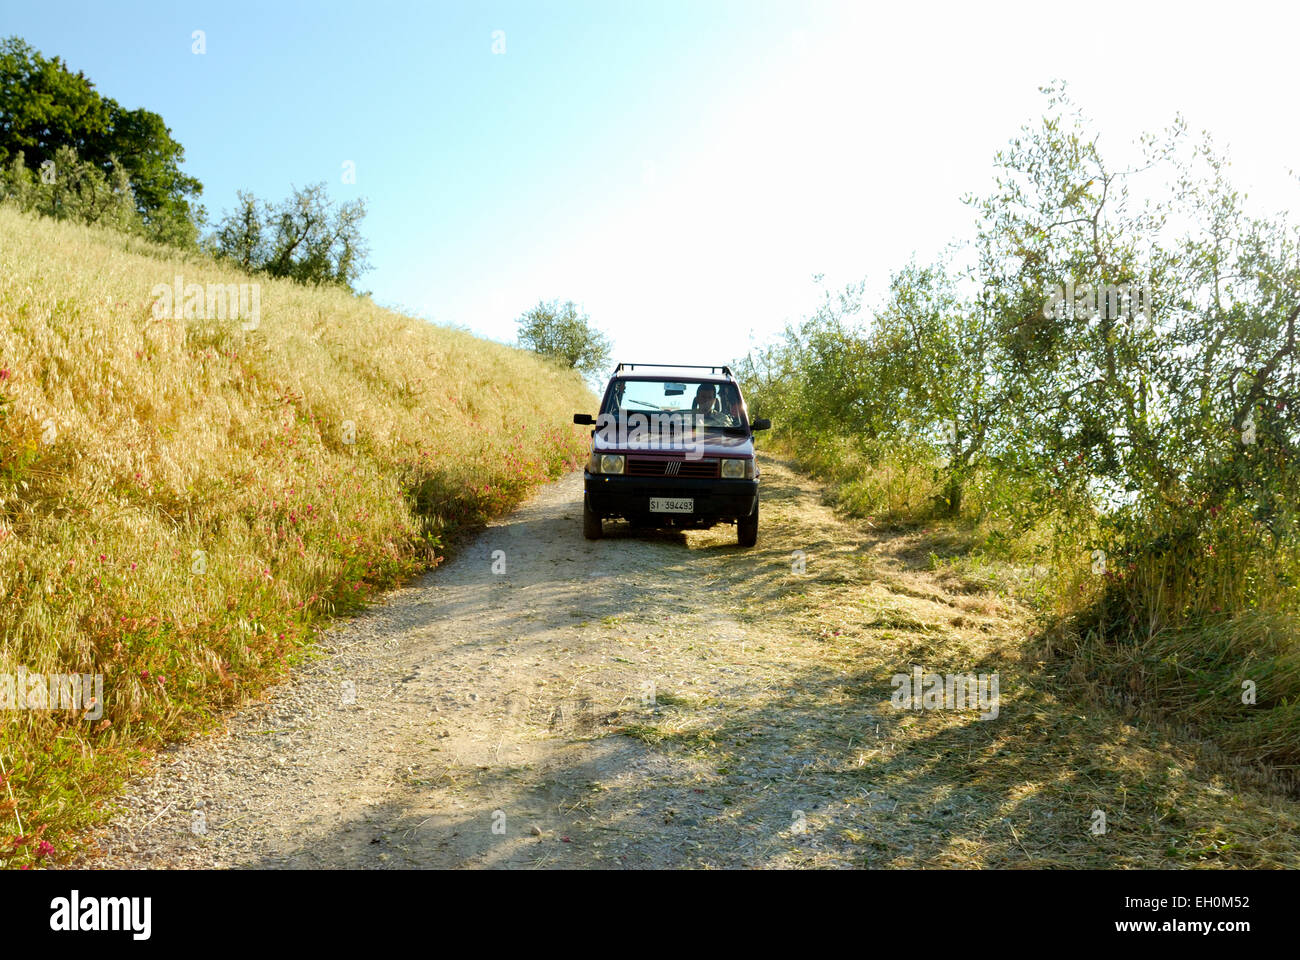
[583,495,602,540]
[737,500,758,547]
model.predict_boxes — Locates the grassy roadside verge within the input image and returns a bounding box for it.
[755,430,1300,789]
[0,207,594,866]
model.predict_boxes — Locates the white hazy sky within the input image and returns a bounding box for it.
[421,0,1298,370]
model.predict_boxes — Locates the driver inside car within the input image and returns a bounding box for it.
[692,384,735,425]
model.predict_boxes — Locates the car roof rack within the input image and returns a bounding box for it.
[614,362,733,377]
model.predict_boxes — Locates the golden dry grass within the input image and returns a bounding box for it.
[0,206,594,865]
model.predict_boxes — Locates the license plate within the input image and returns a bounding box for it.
[650,497,694,513]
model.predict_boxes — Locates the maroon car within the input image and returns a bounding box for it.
[573,363,771,546]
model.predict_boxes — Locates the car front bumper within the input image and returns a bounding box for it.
[585,472,758,524]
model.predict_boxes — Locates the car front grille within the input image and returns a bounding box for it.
[626,457,718,478]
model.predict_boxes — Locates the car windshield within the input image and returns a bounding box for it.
[603,379,747,429]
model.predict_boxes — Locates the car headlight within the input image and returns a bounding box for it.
[599,454,625,475]
[721,458,752,479]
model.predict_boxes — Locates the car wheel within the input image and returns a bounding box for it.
[583,495,602,540]
[737,500,758,547]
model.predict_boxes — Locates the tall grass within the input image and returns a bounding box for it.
[0,206,594,865]
[757,418,1300,775]
[764,431,946,525]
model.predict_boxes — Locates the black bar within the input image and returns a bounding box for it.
[0,868,1280,946]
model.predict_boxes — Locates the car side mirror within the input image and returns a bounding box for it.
[574,413,595,425]
[752,418,771,431]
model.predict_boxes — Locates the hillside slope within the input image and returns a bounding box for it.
[0,206,593,865]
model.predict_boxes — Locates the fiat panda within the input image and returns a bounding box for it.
[573,363,771,546]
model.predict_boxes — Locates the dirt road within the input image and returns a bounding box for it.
[72,459,1300,868]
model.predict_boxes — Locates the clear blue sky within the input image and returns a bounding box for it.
[6,1,1298,369]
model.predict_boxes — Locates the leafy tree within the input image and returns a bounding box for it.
[972,85,1298,522]
[738,265,1004,516]
[968,87,1299,626]
[1,145,140,233]
[209,191,267,271]
[0,38,109,167]
[100,104,204,245]
[0,36,203,245]
[871,261,1002,515]
[745,83,1299,628]
[516,300,612,380]
[208,184,370,290]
